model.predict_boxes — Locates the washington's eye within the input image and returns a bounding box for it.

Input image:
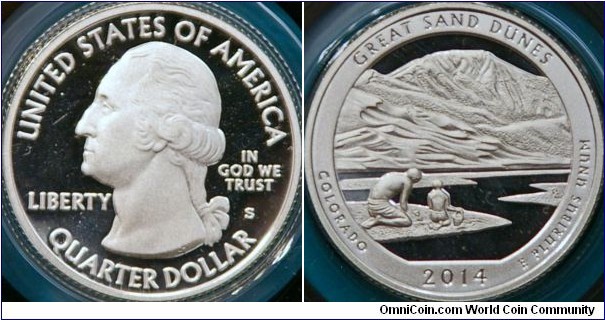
[101,101,114,111]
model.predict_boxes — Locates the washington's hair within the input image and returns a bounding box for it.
[116,42,229,245]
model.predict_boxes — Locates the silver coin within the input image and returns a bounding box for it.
[305,2,602,301]
[2,2,301,301]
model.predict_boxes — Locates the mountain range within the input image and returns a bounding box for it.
[335,50,572,171]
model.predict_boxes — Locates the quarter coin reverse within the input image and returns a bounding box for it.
[305,2,602,301]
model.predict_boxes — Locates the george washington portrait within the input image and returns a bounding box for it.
[75,42,230,259]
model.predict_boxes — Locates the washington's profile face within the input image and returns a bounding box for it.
[75,61,152,187]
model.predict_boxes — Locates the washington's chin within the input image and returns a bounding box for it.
[80,161,93,176]
[80,162,112,186]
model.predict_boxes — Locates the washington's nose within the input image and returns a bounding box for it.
[75,106,96,138]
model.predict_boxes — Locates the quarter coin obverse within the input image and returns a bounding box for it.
[2,2,301,301]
